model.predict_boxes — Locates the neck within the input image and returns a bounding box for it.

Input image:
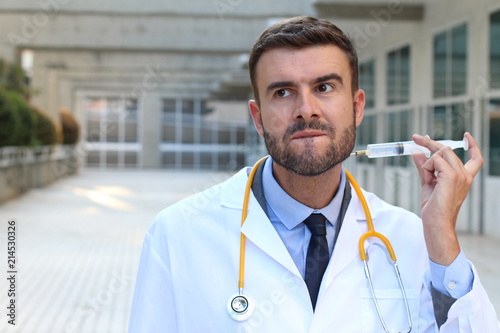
[271,162,342,209]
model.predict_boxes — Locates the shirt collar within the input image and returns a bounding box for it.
[262,157,347,230]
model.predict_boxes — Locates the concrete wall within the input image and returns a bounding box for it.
[0,145,79,204]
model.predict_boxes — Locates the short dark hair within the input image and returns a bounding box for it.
[249,16,358,104]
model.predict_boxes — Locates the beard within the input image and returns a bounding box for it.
[263,115,356,177]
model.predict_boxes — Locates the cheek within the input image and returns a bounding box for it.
[262,111,288,133]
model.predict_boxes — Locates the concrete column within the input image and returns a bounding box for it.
[141,92,161,168]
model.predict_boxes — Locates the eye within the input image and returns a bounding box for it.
[275,89,292,98]
[317,83,333,93]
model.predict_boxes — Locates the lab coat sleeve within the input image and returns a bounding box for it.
[430,262,500,332]
[128,232,178,333]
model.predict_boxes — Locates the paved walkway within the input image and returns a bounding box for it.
[0,168,499,332]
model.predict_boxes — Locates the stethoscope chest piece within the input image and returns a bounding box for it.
[227,293,255,321]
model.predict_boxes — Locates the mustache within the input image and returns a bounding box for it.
[283,119,335,140]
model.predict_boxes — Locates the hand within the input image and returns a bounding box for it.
[412,133,484,265]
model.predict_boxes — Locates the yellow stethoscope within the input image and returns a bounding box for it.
[227,156,413,333]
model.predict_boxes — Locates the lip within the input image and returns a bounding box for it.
[290,130,326,140]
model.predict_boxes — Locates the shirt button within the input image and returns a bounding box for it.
[448,281,456,290]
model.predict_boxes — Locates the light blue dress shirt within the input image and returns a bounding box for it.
[260,157,473,298]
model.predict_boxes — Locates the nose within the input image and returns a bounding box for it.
[294,89,320,122]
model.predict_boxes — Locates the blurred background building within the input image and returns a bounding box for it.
[0,0,499,238]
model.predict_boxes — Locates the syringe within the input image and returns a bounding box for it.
[351,137,469,158]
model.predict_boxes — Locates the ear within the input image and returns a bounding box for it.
[248,99,265,138]
[353,89,365,127]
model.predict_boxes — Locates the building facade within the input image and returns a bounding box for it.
[0,0,499,238]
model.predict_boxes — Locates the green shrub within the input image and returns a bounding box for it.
[10,93,36,146]
[59,107,80,144]
[0,90,22,147]
[6,64,27,95]
[0,59,7,83]
[0,58,48,148]
[32,106,58,146]
[0,57,35,98]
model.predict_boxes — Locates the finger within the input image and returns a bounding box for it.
[463,132,484,177]
[412,134,445,154]
[433,145,465,172]
[412,153,428,186]
[419,154,445,185]
[413,134,468,173]
[412,134,457,184]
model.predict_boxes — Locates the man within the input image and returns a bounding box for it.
[129,16,499,332]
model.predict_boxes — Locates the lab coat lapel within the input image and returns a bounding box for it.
[220,168,302,278]
[322,186,367,286]
[240,202,302,278]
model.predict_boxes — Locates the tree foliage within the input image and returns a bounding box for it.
[59,107,80,144]
[0,58,67,148]
[32,106,58,146]
[0,58,34,98]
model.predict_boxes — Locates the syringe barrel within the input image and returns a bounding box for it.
[366,141,430,158]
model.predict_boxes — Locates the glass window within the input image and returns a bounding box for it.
[451,25,467,96]
[359,59,376,109]
[84,96,139,168]
[433,23,467,97]
[488,99,500,176]
[160,98,247,170]
[400,47,411,103]
[162,99,176,113]
[433,32,447,98]
[356,113,376,164]
[387,51,397,105]
[429,103,470,162]
[124,152,138,167]
[385,110,410,166]
[106,122,119,143]
[124,123,138,143]
[162,99,177,142]
[450,103,467,161]
[490,11,500,89]
[387,46,411,105]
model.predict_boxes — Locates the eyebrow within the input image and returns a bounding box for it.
[313,73,343,86]
[265,73,344,95]
[265,80,296,95]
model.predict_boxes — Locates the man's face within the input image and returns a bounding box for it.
[249,45,365,176]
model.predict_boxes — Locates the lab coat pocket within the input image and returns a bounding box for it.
[360,288,419,332]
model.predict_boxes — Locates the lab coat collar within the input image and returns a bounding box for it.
[220,166,379,219]
[220,167,252,210]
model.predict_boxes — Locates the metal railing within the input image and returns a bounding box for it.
[0,145,76,168]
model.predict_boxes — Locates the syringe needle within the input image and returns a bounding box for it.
[351,150,367,156]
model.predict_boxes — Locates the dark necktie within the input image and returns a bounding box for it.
[304,213,329,310]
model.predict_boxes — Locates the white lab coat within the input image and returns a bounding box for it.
[129,167,500,332]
